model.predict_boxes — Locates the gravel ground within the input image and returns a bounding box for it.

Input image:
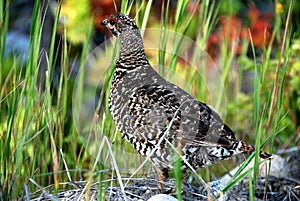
[30,149,300,201]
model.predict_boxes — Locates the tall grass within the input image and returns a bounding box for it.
[0,0,8,92]
[222,0,294,198]
[0,0,296,200]
[0,0,92,199]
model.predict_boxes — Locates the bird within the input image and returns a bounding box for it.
[100,13,271,189]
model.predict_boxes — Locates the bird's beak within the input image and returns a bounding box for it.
[100,19,107,26]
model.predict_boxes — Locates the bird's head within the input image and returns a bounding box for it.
[100,13,138,37]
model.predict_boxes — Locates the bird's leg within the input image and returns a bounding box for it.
[180,171,193,190]
[154,166,168,190]
[182,171,189,180]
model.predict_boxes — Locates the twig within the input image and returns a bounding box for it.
[29,178,59,201]
[104,136,129,201]
[24,183,30,201]
[77,134,106,201]
[60,149,72,183]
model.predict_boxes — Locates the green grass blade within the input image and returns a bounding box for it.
[0,0,9,90]
[140,0,153,37]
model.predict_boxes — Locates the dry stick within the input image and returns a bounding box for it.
[0,79,24,104]
[24,184,30,201]
[77,134,108,201]
[124,100,208,190]
[112,0,117,13]
[60,149,72,183]
[79,119,127,199]
[24,125,47,145]
[29,178,59,201]
[104,136,129,201]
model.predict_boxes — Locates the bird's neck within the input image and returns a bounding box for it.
[119,29,147,61]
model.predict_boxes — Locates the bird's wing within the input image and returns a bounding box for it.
[128,84,181,142]
[180,101,238,148]
[129,83,237,148]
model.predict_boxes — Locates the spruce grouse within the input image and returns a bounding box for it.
[101,13,271,189]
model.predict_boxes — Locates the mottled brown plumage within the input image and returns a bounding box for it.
[101,13,271,189]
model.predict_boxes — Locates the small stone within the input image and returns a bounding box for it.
[148,194,177,201]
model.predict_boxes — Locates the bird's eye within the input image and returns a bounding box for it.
[109,19,116,25]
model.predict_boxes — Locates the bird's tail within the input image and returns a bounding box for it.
[239,141,272,159]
